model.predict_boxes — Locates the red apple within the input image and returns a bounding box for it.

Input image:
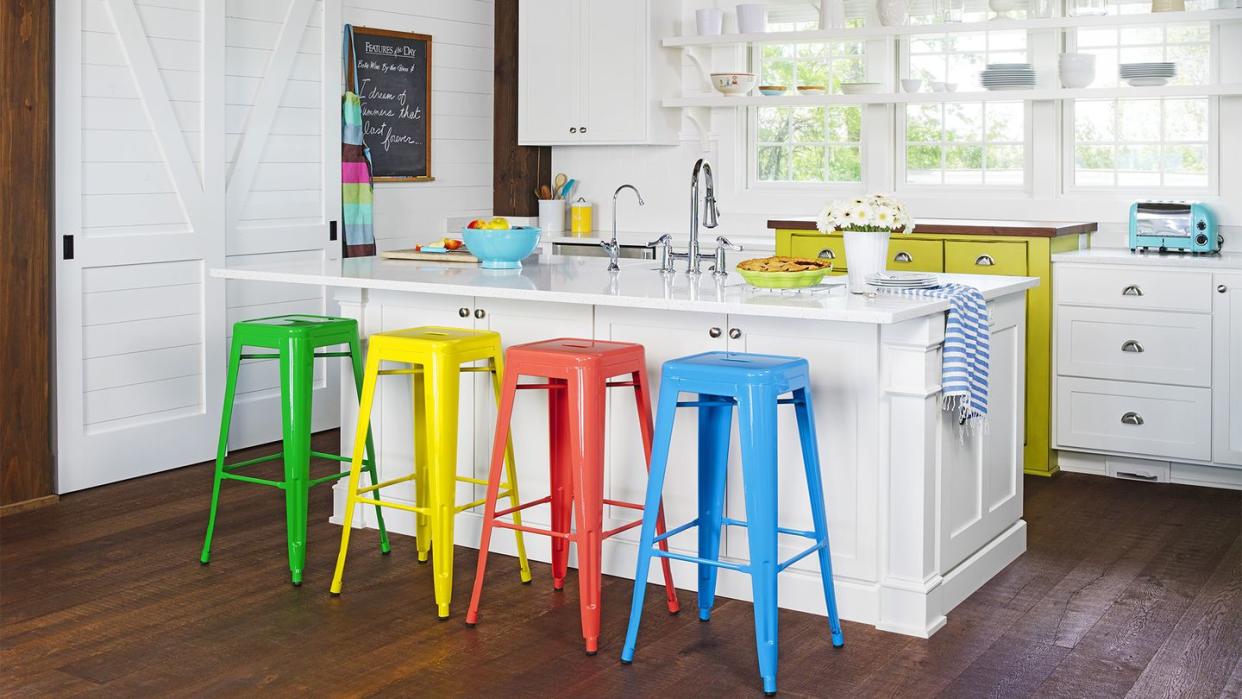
[444,239,464,250]
[467,219,486,229]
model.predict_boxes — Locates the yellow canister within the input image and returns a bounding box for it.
[570,197,593,235]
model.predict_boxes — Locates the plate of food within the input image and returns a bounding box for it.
[735,256,833,288]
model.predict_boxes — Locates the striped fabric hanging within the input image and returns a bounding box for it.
[342,25,376,258]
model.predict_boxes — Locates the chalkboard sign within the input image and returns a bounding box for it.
[349,26,433,182]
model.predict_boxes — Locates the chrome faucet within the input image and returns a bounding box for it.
[667,159,738,276]
[602,184,644,271]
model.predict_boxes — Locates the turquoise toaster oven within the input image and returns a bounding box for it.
[1129,201,1219,254]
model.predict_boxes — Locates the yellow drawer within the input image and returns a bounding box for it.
[885,238,943,273]
[789,234,846,269]
[945,240,1028,276]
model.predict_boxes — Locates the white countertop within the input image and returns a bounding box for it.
[212,254,1037,325]
[1054,247,1242,270]
[544,230,776,251]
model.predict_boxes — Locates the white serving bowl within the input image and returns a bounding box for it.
[841,82,885,95]
[901,78,923,93]
[711,72,756,96]
[1059,66,1095,89]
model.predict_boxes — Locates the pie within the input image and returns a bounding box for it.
[736,256,832,273]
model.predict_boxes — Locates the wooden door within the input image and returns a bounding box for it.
[1213,274,1242,466]
[517,0,579,144]
[222,0,341,448]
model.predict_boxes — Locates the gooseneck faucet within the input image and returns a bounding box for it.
[666,159,739,276]
[602,184,644,271]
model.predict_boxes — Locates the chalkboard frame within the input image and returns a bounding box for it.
[349,26,434,183]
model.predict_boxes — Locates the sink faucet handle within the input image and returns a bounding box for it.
[647,234,674,273]
[711,236,742,278]
[647,233,672,247]
[600,240,622,272]
[715,235,742,251]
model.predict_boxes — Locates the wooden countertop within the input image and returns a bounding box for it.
[768,217,1097,238]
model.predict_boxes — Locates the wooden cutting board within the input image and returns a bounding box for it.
[380,248,479,263]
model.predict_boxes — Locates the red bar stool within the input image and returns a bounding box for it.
[465,338,680,654]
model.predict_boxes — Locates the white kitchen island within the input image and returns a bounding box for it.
[212,253,1037,638]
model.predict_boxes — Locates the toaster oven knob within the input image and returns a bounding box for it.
[1196,220,1207,231]
[1196,233,1209,246]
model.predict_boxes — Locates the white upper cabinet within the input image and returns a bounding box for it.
[1213,274,1242,466]
[518,0,678,145]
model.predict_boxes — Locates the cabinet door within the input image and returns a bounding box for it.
[475,299,595,530]
[1213,274,1242,465]
[579,0,647,142]
[594,306,727,557]
[886,238,944,273]
[518,0,580,144]
[945,240,1028,277]
[789,235,847,271]
[722,316,880,583]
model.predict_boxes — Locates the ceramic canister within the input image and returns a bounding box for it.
[570,197,593,234]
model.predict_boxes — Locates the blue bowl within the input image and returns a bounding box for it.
[462,226,541,269]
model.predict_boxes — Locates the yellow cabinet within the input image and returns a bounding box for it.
[945,241,1027,276]
[790,234,943,272]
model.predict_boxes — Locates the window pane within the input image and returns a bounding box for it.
[757,147,788,181]
[827,106,860,142]
[1075,101,1115,142]
[792,146,826,182]
[986,102,1024,143]
[829,146,862,182]
[757,109,789,142]
[906,104,942,142]
[907,145,942,184]
[1164,99,1208,142]
[791,108,825,141]
[944,103,983,142]
[1118,100,1160,142]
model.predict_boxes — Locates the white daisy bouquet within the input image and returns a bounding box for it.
[816,193,914,235]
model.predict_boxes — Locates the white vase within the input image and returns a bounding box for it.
[842,230,890,294]
[876,0,909,26]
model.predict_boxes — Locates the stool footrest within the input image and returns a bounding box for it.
[676,399,737,408]
[605,380,637,388]
[494,494,552,518]
[221,472,284,488]
[223,452,283,471]
[515,383,565,391]
[455,489,514,513]
[493,520,572,540]
[308,471,350,487]
[653,517,700,543]
[778,542,826,573]
[353,497,428,515]
[356,473,416,495]
[651,548,748,573]
[310,451,353,463]
[602,498,643,511]
[721,517,817,539]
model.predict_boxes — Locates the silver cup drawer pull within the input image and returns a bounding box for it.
[1120,411,1145,426]
[974,254,995,266]
[893,251,913,263]
[1122,284,1144,296]
[817,249,836,260]
[1120,340,1144,353]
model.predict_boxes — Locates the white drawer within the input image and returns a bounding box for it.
[1056,306,1212,387]
[1056,265,1212,313]
[1056,377,1211,461]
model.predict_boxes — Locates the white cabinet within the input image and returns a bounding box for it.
[1213,274,1242,466]
[518,0,678,145]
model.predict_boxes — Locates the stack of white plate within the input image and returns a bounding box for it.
[980,63,1036,91]
[1119,62,1176,87]
[866,271,940,289]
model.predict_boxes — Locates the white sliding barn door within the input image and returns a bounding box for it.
[56,0,227,492]
[223,0,341,447]
[55,0,342,492]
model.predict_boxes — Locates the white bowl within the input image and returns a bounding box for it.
[1059,66,1095,89]
[929,81,947,92]
[711,72,756,96]
[901,78,923,93]
[841,82,885,95]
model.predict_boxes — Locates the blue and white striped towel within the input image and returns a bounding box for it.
[884,282,989,424]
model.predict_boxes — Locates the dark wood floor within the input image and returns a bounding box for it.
[2,432,1240,698]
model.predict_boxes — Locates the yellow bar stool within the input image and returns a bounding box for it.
[330,326,532,618]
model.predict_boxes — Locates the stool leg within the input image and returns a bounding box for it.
[793,387,844,648]
[567,369,607,655]
[330,349,382,595]
[490,354,531,583]
[737,387,781,696]
[200,335,243,564]
[466,362,520,625]
[427,357,460,619]
[621,378,680,664]
[279,337,314,586]
[632,368,680,615]
[348,335,390,555]
[413,369,431,563]
[548,377,573,590]
[696,395,733,622]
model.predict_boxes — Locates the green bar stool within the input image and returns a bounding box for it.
[199,314,390,585]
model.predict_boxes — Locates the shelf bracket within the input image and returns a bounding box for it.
[682,47,714,92]
[683,108,712,153]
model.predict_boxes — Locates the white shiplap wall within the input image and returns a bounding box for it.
[344,0,494,249]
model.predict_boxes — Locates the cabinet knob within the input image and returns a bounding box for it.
[728,328,742,340]
[708,327,722,338]
[458,307,470,318]
[817,249,835,260]
[974,254,995,266]
[893,251,913,263]
[1122,284,1143,297]
[474,308,486,319]
[1220,284,1229,293]
[1120,411,1145,426]
[580,126,587,133]
[570,127,578,134]
[1120,340,1144,353]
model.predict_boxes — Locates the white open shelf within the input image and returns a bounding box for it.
[664,83,1242,107]
[662,8,1242,47]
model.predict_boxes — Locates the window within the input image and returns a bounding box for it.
[752,40,865,184]
[902,31,1028,186]
[1068,23,1212,188]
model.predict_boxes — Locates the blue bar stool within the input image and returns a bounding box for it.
[620,351,844,696]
